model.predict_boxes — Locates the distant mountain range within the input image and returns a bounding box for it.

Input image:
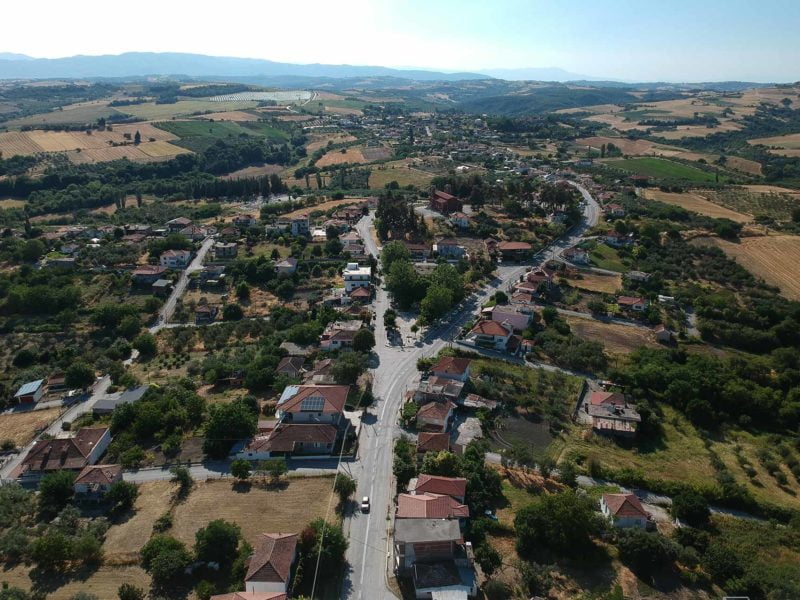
[476,67,611,82]
[0,52,485,82]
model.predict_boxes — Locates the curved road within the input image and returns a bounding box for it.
[342,181,600,599]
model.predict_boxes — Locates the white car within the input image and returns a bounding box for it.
[361,496,370,513]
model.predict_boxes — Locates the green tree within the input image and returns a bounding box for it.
[541,307,558,325]
[331,352,368,385]
[617,529,678,577]
[400,402,419,427]
[106,480,139,513]
[420,285,453,322]
[117,584,146,600]
[514,490,602,557]
[380,240,411,271]
[21,239,46,262]
[117,314,142,339]
[475,543,502,578]
[38,470,75,520]
[352,328,375,353]
[195,519,241,566]
[170,466,193,497]
[230,458,252,481]
[30,530,72,568]
[421,451,462,477]
[671,490,710,527]
[259,458,288,485]
[386,260,424,309]
[140,535,192,583]
[296,519,348,591]
[393,436,416,492]
[236,281,250,301]
[132,332,157,357]
[334,474,357,508]
[223,303,244,321]
[65,361,94,389]
[203,400,257,458]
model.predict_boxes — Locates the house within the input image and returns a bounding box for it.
[195,304,219,325]
[416,432,451,456]
[132,265,167,284]
[152,279,172,297]
[562,246,589,264]
[654,324,674,344]
[73,464,122,496]
[211,592,286,600]
[348,286,372,303]
[616,296,649,312]
[245,533,298,594]
[275,257,298,276]
[411,475,467,503]
[331,205,366,224]
[93,385,149,416]
[414,377,465,404]
[21,428,111,475]
[275,356,306,378]
[429,357,471,383]
[449,212,470,229]
[237,424,338,459]
[486,306,531,332]
[416,400,456,433]
[401,241,431,260]
[160,249,191,269]
[434,238,466,259]
[605,203,626,218]
[200,265,226,286]
[464,320,513,352]
[396,493,469,520]
[627,270,651,282]
[320,320,363,350]
[495,240,532,261]
[166,216,192,233]
[271,214,309,236]
[587,392,641,437]
[46,373,67,393]
[393,518,463,571]
[14,379,45,404]
[461,394,498,411]
[49,257,76,269]
[233,214,258,228]
[429,190,463,214]
[276,384,349,425]
[603,232,632,248]
[340,231,362,251]
[179,225,208,241]
[343,262,371,292]
[526,267,555,287]
[601,493,650,529]
[214,242,238,259]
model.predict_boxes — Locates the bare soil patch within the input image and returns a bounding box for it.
[565,316,658,355]
[563,271,622,294]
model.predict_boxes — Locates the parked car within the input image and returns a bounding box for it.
[361,496,370,513]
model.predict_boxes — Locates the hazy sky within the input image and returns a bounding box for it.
[4,0,800,81]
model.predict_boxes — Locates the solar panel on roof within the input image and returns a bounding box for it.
[301,396,324,412]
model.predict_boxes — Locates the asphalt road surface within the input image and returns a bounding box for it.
[342,182,600,599]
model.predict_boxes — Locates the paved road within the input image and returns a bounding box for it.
[342,182,601,599]
[151,236,215,334]
[0,376,112,481]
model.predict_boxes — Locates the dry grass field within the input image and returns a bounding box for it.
[0,198,26,209]
[656,120,744,139]
[170,476,334,547]
[564,316,658,355]
[191,110,260,121]
[0,407,61,446]
[220,163,284,180]
[0,565,151,600]
[66,141,189,164]
[120,100,258,120]
[642,188,751,222]
[306,133,358,153]
[585,113,650,132]
[369,159,437,189]
[691,235,800,300]
[575,136,684,157]
[316,145,369,166]
[283,197,367,218]
[724,155,763,175]
[324,105,363,116]
[2,101,120,128]
[748,132,800,157]
[563,271,622,294]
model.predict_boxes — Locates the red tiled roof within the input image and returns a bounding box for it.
[417,401,455,422]
[496,241,531,251]
[279,385,349,414]
[23,428,109,472]
[603,493,648,518]
[413,474,467,499]
[349,286,371,298]
[430,357,471,377]
[211,593,287,600]
[133,265,167,276]
[433,190,456,201]
[470,320,511,337]
[246,424,338,453]
[590,391,626,406]
[397,493,469,519]
[276,356,305,375]
[416,433,451,454]
[245,533,298,583]
[74,464,121,485]
[617,296,646,305]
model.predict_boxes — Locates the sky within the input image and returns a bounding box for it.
[3,0,800,82]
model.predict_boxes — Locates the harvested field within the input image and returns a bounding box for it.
[575,136,683,157]
[744,184,800,197]
[564,316,658,355]
[699,187,800,221]
[0,407,61,446]
[642,189,751,222]
[563,271,622,294]
[324,105,363,116]
[656,120,743,139]
[0,198,26,209]
[120,100,258,120]
[748,132,800,157]
[276,114,315,122]
[723,156,763,175]
[67,141,189,164]
[316,146,368,166]
[283,197,367,218]
[3,101,120,128]
[306,133,357,153]
[361,146,392,161]
[171,476,333,547]
[221,163,285,179]
[691,235,800,300]
[369,160,437,189]
[0,565,150,600]
[103,481,174,564]
[585,113,649,132]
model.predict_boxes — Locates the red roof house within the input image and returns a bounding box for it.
[396,493,470,519]
[245,533,298,594]
[412,474,467,502]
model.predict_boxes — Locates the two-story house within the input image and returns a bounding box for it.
[160,249,191,269]
[464,320,513,351]
[342,262,371,293]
